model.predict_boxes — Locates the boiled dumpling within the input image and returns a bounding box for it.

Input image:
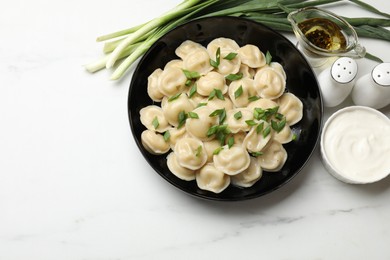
[207,37,240,57]
[270,62,287,80]
[197,71,227,96]
[217,50,241,76]
[213,145,250,175]
[158,67,187,97]
[161,94,194,127]
[175,40,205,60]
[141,130,170,155]
[277,93,303,126]
[174,137,207,170]
[167,152,196,181]
[226,108,253,133]
[228,78,256,108]
[139,105,170,133]
[257,140,287,172]
[273,123,293,144]
[243,120,272,153]
[231,157,263,187]
[196,163,230,193]
[253,67,286,100]
[185,106,218,141]
[183,49,213,75]
[147,68,164,102]
[238,44,266,68]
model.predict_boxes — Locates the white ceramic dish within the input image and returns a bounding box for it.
[320,106,390,184]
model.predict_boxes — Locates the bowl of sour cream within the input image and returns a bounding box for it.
[320,106,390,184]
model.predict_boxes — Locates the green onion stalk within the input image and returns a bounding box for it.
[85,0,390,80]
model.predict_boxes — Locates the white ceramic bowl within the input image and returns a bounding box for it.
[320,106,390,184]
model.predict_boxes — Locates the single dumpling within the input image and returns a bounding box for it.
[183,49,213,75]
[196,163,230,193]
[167,152,196,181]
[175,40,205,60]
[213,145,250,175]
[231,157,263,188]
[257,141,287,172]
[185,106,218,141]
[226,108,253,133]
[243,120,272,153]
[141,130,170,155]
[228,78,256,108]
[273,123,293,144]
[253,67,286,100]
[161,94,194,127]
[197,71,227,97]
[174,137,207,170]
[147,68,164,102]
[207,37,240,57]
[158,67,187,97]
[217,50,241,76]
[277,93,303,126]
[238,44,266,68]
[139,105,170,133]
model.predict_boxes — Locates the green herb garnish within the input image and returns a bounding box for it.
[163,130,170,142]
[225,72,243,81]
[177,111,187,129]
[188,112,199,119]
[265,51,272,65]
[234,111,242,120]
[234,85,243,99]
[168,92,182,102]
[210,47,221,68]
[224,52,238,60]
[152,116,159,129]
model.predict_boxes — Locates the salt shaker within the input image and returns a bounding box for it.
[351,63,390,109]
[317,57,358,107]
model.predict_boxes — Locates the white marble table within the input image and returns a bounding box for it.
[1,1,389,259]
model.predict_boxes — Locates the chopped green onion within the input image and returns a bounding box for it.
[234,85,243,99]
[248,96,260,102]
[195,145,203,157]
[225,73,243,81]
[224,52,238,60]
[213,146,224,155]
[208,89,225,100]
[256,122,264,134]
[168,92,182,102]
[188,111,199,119]
[210,47,221,68]
[251,151,264,157]
[245,120,257,127]
[177,111,187,129]
[163,130,171,142]
[152,116,159,129]
[271,118,286,133]
[189,84,197,98]
[265,51,272,65]
[227,136,234,148]
[196,102,207,108]
[263,125,271,138]
[234,111,242,120]
[182,69,201,79]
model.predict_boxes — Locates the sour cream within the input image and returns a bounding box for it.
[321,106,390,184]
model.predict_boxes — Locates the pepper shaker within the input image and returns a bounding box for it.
[351,63,390,109]
[317,57,358,107]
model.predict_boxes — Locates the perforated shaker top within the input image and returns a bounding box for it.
[372,63,390,87]
[331,57,358,84]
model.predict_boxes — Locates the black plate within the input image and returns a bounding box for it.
[128,17,323,201]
